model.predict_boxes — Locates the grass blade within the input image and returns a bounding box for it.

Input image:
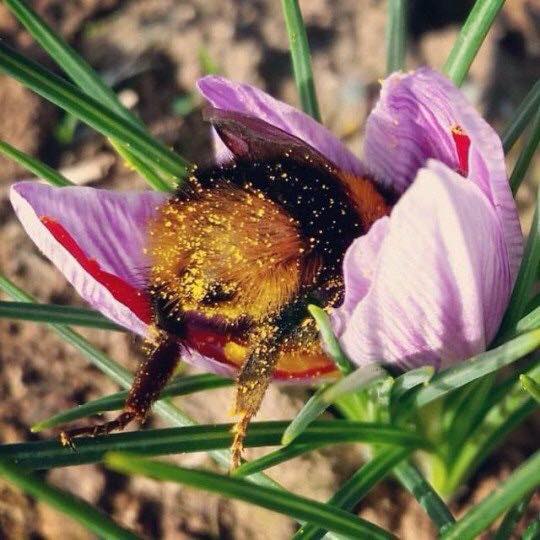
[0,140,72,187]
[293,448,411,540]
[308,305,354,375]
[393,461,455,532]
[522,515,540,540]
[0,301,122,331]
[386,0,407,74]
[106,453,395,539]
[445,393,536,497]
[3,0,179,190]
[493,492,533,540]
[281,0,321,121]
[233,443,324,477]
[502,80,540,154]
[281,364,387,445]
[0,420,430,470]
[4,0,137,125]
[390,366,434,420]
[441,450,540,540]
[110,139,170,191]
[0,274,232,480]
[0,460,139,540]
[500,191,540,332]
[0,277,319,497]
[520,374,540,403]
[509,110,540,195]
[32,374,232,432]
[514,304,540,335]
[0,43,187,185]
[400,328,540,414]
[443,0,505,86]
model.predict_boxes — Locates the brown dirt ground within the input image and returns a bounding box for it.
[0,1,539,538]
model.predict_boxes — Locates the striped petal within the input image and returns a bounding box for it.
[10,181,166,335]
[334,160,513,370]
[364,68,522,283]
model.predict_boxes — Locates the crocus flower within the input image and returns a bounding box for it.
[10,67,522,378]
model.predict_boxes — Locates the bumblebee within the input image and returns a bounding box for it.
[61,109,392,468]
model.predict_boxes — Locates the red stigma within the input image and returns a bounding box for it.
[40,216,152,324]
[451,125,470,176]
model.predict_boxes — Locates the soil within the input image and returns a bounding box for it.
[0,1,539,538]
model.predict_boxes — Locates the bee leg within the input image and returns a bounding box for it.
[231,340,280,470]
[59,331,179,446]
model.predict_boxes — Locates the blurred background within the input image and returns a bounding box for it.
[0,1,539,538]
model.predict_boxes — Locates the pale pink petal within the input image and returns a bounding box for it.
[331,217,389,336]
[334,160,513,370]
[364,68,522,282]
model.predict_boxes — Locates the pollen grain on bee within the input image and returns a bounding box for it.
[142,153,391,445]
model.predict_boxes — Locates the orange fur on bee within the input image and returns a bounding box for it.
[147,181,309,323]
[339,172,392,229]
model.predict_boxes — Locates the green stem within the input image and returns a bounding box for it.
[443,0,505,86]
[386,0,407,74]
[0,140,72,187]
[502,80,540,154]
[281,0,321,121]
[509,108,540,195]
[394,461,455,532]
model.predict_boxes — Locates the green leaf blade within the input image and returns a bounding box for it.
[0,140,72,187]
[32,374,232,432]
[509,110,540,195]
[404,328,540,413]
[2,0,179,190]
[493,492,533,540]
[0,420,429,470]
[520,374,540,404]
[281,365,387,445]
[394,462,455,531]
[502,80,540,154]
[281,0,321,121]
[0,43,187,186]
[293,448,411,540]
[443,0,505,86]
[500,191,540,332]
[441,450,540,540]
[0,460,139,540]
[106,453,396,539]
[0,301,123,331]
[386,0,408,74]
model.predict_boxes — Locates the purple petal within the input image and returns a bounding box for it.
[364,68,522,282]
[211,126,234,164]
[197,75,366,177]
[334,160,514,371]
[332,216,389,336]
[10,181,166,335]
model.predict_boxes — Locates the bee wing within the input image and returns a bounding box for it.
[204,106,337,172]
